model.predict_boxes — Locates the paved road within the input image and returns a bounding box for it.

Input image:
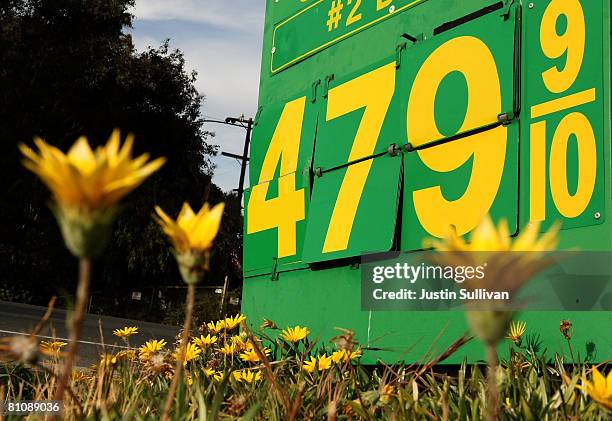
[0,301,180,367]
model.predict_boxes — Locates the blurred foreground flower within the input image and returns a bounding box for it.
[154,201,224,285]
[19,131,165,257]
[40,340,67,355]
[20,131,165,403]
[0,336,39,364]
[429,215,560,421]
[428,215,560,345]
[281,326,310,343]
[582,367,612,410]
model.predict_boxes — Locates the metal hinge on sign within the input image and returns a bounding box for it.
[395,42,406,69]
[322,74,335,98]
[311,79,321,103]
[271,257,279,281]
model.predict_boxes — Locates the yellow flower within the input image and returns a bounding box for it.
[100,354,117,366]
[213,372,225,382]
[40,340,67,356]
[19,131,166,211]
[19,131,165,257]
[71,370,89,383]
[233,370,262,384]
[231,333,248,351]
[331,348,362,364]
[239,347,271,363]
[303,354,333,373]
[281,326,310,343]
[506,321,527,345]
[224,314,246,331]
[582,367,612,410]
[172,342,202,366]
[193,334,217,349]
[207,320,226,334]
[154,202,224,254]
[186,375,194,386]
[113,326,138,340]
[116,349,136,361]
[426,214,560,252]
[427,215,559,346]
[380,384,395,405]
[218,343,237,356]
[155,201,224,284]
[203,367,217,377]
[139,339,167,360]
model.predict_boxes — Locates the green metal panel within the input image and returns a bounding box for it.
[398,6,520,249]
[243,0,612,364]
[243,95,317,276]
[302,58,403,262]
[520,0,606,232]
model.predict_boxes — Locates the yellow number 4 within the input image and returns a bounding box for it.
[247,98,306,258]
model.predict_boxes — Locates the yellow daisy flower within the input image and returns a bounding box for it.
[19,131,166,211]
[139,339,167,360]
[281,326,310,343]
[19,131,165,257]
[303,354,333,373]
[40,340,67,356]
[193,334,217,349]
[172,342,202,366]
[239,347,271,363]
[113,326,139,340]
[154,202,224,255]
[582,367,612,410]
[218,343,237,356]
[506,321,527,345]
[224,314,246,331]
[207,320,226,334]
[331,348,362,364]
[233,370,262,384]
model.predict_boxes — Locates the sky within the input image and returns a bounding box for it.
[130,1,266,192]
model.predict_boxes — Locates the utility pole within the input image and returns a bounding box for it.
[224,116,253,202]
[203,115,253,204]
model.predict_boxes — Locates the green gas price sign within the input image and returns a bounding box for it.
[244,0,606,274]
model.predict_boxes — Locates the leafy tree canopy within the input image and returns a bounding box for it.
[0,0,243,321]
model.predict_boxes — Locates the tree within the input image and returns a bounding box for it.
[0,0,242,321]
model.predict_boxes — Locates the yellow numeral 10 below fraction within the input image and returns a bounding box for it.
[529,0,597,222]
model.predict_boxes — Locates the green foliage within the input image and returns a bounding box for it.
[0,0,242,319]
[1,328,610,420]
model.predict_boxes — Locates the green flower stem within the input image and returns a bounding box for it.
[486,344,499,421]
[162,283,195,421]
[54,258,91,404]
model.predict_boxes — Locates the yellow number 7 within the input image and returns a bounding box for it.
[322,63,395,253]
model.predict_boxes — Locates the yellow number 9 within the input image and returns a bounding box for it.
[408,36,507,238]
[540,0,585,93]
